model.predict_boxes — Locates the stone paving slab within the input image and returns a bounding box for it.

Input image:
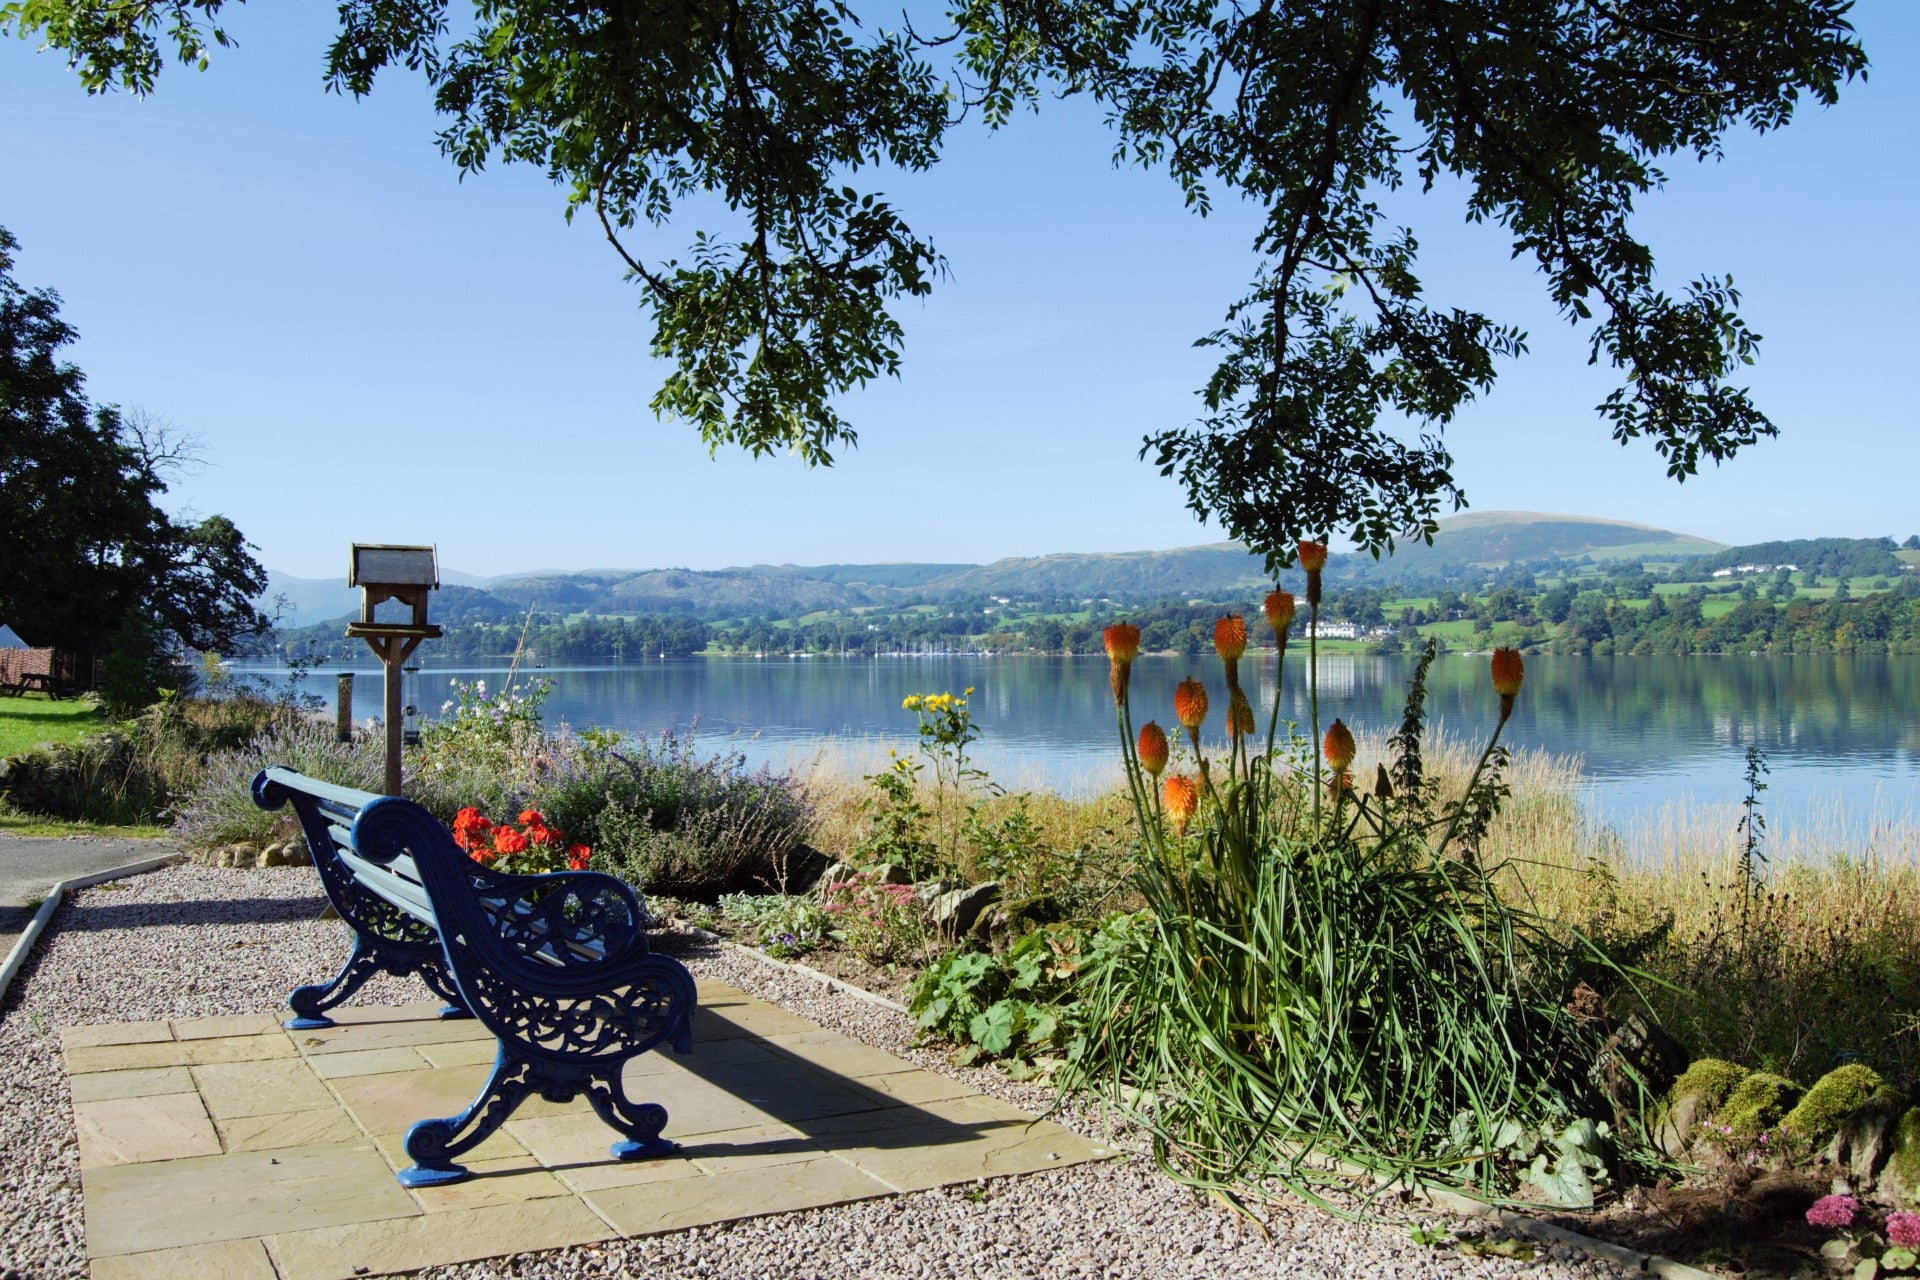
[63,982,1114,1279]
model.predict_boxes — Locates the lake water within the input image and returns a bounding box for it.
[240,653,1920,838]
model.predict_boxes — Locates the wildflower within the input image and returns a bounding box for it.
[1227,687,1255,739]
[1105,623,1142,706]
[1299,540,1328,607]
[1264,590,1296,638]
[1491,647,1524,719]
[1322,719,1356,772]
[1136,722,1169,776]
[1163,775,1198,836]
[1174,678,1208,732]
[1805,1194,1858,1229]
[1888,1211,1920,1248]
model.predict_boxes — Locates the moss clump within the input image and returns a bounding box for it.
[1718,1071,1802,1139]
[1668,1058,1749,1111]
[1881,1108,1920,1205]
[1782,1064,1887,1144]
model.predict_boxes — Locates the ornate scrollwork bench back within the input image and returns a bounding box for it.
[253,767,699,1187]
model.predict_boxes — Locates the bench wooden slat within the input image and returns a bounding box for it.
[336,848,437,925]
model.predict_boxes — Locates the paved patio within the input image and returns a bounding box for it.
[64,979,1113,1279]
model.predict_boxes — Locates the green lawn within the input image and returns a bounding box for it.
[0,694,109,756]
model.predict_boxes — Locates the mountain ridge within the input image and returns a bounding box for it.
[261,511,1726,626]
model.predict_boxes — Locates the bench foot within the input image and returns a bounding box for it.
[284,1015,335,1031]
[396,1162,471,1188]
[437,1004,471,1020]
[612,1136,679,1162]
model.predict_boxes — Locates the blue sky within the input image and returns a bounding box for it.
[3,6,1916,580]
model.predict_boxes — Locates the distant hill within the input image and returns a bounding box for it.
[259,511,1728,623]
[919,544,1272,600]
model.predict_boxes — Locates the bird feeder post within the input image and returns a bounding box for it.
[345,544,443,796]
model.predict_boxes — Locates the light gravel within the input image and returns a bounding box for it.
[0,867,1633,1280]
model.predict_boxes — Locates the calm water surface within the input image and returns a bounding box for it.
[246,654,1920,832]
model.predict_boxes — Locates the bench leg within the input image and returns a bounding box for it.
[416,960,472,1022]
[586,1070,677,1163]
[285,940,383,1030]
[397,1045,535,1187]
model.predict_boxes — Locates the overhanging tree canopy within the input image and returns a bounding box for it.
[1,0,1867,568]
[0,225,269,662]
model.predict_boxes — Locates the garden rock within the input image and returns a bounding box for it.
[1658,1058,1749,1157]
[1785,1064,1888,1145]
[1877,1108,1920,1206]
[1823,1084,1908,1185]
[1595,1013,1687,1127]
[1720,1071,1803,1139]
[930,880,1000,939]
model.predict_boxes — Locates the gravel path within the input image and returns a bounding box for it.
[0,867,1634,1280]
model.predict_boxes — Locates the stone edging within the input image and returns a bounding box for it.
[692,924,1719,1280]
[677,925,911,1012]
[1422,1185,1719,1279]
[0,853,185,1007]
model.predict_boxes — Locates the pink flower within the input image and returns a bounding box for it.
[1805,1193,1858,1229]
[1889,1211,1920,1248]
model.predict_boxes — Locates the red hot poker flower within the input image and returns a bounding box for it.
[1264,591,1296,637]
[1163,775,1198,835]
[1174,679,1209,732]
[1491,647,1524,718]
[1136,721,1169,776]
[1491,648,1524,697]
[1105,622,1142,706]
[1322,718,1356,771]
[1213,616,1247,663]
[1228,687,1255,739]
[1297,540,1328,572]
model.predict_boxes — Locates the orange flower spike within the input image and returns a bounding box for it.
[1213,616,1247,663]
[1136,721,1169,776]
[1322,718,1356,772]
[1491,647,1524,719]
[1299,539,1328,607]
[1174,678,1209,732]
[1213,615,1248,690]
[1163,775,1199,836]
[1227,687,1255,740]
[1264,590,1296,639]
[1105,622,1142,706]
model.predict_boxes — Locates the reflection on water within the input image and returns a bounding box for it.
[242,653,1920,828]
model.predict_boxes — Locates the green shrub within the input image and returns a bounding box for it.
[907,922,1115,1072]
[716,893,835,959]
[169,723,383,850]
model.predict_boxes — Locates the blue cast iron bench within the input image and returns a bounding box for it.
[252,766,697,1187]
